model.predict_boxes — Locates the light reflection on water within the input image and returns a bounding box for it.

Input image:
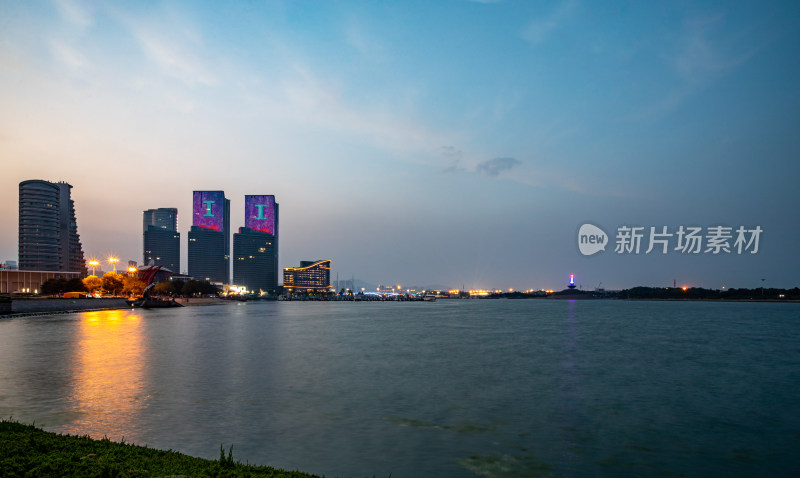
[64,309,147,440]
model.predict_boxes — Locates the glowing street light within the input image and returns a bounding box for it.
[128,266,138,277]
[108,257,119,274]
[88,260,99,276]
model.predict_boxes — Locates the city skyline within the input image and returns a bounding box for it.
[1,1,798,290]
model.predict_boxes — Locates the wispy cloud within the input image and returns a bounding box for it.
[441,146,465,173]
[476,157,521,177]
[49,39,87,70]
[275,64,450,158]
[344,18,386,61]
[53,0,93,30]
[671,14,757,84]
[522,0,578,45]
[640,12,762,117]
[115,9,217,87]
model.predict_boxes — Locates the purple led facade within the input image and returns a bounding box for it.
[192,191,225,231]
[244,195,276,234]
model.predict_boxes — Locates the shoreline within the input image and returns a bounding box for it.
[2,295,798,320]
[0,419,329,477]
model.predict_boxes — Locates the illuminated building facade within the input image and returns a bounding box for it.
[188,191,230,284]
[283,260,331,293]
[18,180,86,275]
[143,207,180,271]
[233,195,279,292]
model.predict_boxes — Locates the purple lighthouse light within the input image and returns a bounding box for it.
[568,274,576,289]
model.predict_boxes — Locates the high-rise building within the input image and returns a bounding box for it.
[143,207,180,272]
[18,180,86,275]
[233,228,278,292]
[188,191,230,284]
[283,260,331,293]
[143,207,178,231]
[233,195,279,292]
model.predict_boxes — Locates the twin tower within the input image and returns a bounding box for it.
[144,191,278,293]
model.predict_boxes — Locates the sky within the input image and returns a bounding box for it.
[1,0,798,291]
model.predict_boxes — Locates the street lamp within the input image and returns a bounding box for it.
[128,266,138,277]
[88,260,99,276]
[109,257,119,274]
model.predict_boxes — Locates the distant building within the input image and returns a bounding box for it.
[233,227,278,292]
[283,260,331,293]
[143,207,180,271]
[143,207,178,231]
[188,191,230,284]
[0,270,81,294]
[18,180,86,275]
[1,261,17,270]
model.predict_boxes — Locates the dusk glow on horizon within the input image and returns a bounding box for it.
[1,1,798,290]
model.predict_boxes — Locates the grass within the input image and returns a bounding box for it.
[0,419,332,477]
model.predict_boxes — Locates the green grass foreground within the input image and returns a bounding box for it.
[0,419,337,477]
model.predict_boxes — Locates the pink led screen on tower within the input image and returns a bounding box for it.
[245,195,276,234]
[193,191,225,231]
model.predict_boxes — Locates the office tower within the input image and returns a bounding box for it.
[143,207,180,272]
[143,207,178,231]
[233,195,279,292]
[188,191,230,284]
[233,228,277,292]
[18,180,86,274]
[283,260,331,293]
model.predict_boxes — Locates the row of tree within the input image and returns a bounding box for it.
[40,273,219,298]
[151,279,219,297]
[616,286,800,300]
[41,273,147,296]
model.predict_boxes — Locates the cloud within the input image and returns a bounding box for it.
[53,0,93,29]
[638,12,763,118]
[476,157,521,177]
[114,9,217,87]
[441,145,462,158]
[522,0,578,45]
[671,14,757,84]
[344,18,385,61]
[49,40,87,70]
[440,145,466,173]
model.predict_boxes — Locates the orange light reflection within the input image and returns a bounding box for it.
[65,309,147,440]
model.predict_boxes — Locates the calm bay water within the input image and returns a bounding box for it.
[1,300,799,477]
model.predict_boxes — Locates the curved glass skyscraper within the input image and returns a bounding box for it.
[18,180,86,274]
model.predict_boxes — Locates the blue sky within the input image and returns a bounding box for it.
[1,0,798,290]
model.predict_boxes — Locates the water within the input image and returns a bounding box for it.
[1,300,799,477]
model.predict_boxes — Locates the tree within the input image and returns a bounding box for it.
[101,272,124,296]
[65,278,86,292]
[181,280,203,297]
[153,281,176,296]
[83,275,102,294]
[41,278,66,295]
[122,276,147,297]
[181,280,219,297]
[171,280,184,296]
